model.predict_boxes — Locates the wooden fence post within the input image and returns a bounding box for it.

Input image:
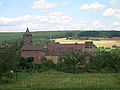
[0,72,2,80]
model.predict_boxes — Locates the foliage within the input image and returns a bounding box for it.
[78,31,120,37]
[19,57,34,71]
[39,58,56,72]
[33,38,55,45]
[0,42,23,81]
[88,48,120,73]
[56,53,86,73]
[0,46,20,73]
[55,48,120,73]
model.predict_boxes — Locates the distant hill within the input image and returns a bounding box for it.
[0,30,120,45]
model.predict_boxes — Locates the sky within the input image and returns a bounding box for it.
[0,0,120,32]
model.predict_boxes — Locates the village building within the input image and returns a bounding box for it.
[20,28,94,64]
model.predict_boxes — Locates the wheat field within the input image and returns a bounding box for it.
[52,38,120,48]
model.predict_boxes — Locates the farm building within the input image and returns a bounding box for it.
[20,28,94,64]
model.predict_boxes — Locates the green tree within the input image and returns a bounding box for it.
[0,46,20,78]
[39,59,55,72]
[57,53,86,73]
[89,49,120,73]
[19,57,34,72]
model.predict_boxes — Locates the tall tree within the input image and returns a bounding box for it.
[0,42,22,75]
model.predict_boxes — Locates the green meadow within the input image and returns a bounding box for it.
[0,71,120,90]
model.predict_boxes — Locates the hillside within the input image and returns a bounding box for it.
[0,31,120,45]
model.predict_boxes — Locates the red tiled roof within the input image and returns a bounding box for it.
[46,44,85,55]
[20,44,85,56]
[20,45,44,51]
[21,44,84,51]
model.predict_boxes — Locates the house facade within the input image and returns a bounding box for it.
[20,28,94,64]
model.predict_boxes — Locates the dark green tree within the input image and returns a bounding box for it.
[19,57,34,72]
[0,46,20,78]
[40,58,55,72]
[88,49,120,73]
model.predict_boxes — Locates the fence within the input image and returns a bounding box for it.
[0,72,118,89]
[5,74,115,90]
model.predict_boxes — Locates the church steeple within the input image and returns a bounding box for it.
[23,27,32,45]
[25,27,31,34]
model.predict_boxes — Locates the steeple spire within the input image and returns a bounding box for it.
[25,27,31,34]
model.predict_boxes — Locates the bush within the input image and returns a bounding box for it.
[39,60,55,72]
[100,67,116,73]
[40,65,49,72]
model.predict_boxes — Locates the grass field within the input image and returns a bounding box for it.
[53,38,120,48]
[0,71,120,90]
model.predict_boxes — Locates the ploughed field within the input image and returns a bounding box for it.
[53,38,120,48]
[0,71,120,90]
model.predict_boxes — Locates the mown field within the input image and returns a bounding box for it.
[53,38,120,48]
[0,71,120,90]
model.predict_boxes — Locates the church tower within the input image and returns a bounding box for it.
[23,27,32,45]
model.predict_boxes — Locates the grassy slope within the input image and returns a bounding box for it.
[0,71,120,90]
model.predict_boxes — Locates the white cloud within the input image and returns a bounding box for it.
[79,3,105,11]
[110,0,120,6]
[31,0,68,11]
[108,22,120,30]
[0,15,83,32]
[0,2,4,6]
[112,22,120,26]
[0,14,73,32]
[48,12,63,16]
[103,8,120,19]
[91,20,105,29]
[89,21,120,30]
[0,14,120,32]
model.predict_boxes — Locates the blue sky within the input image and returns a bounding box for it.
[0,0,120,32]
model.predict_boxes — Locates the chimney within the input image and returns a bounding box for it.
[85,41,93,48]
